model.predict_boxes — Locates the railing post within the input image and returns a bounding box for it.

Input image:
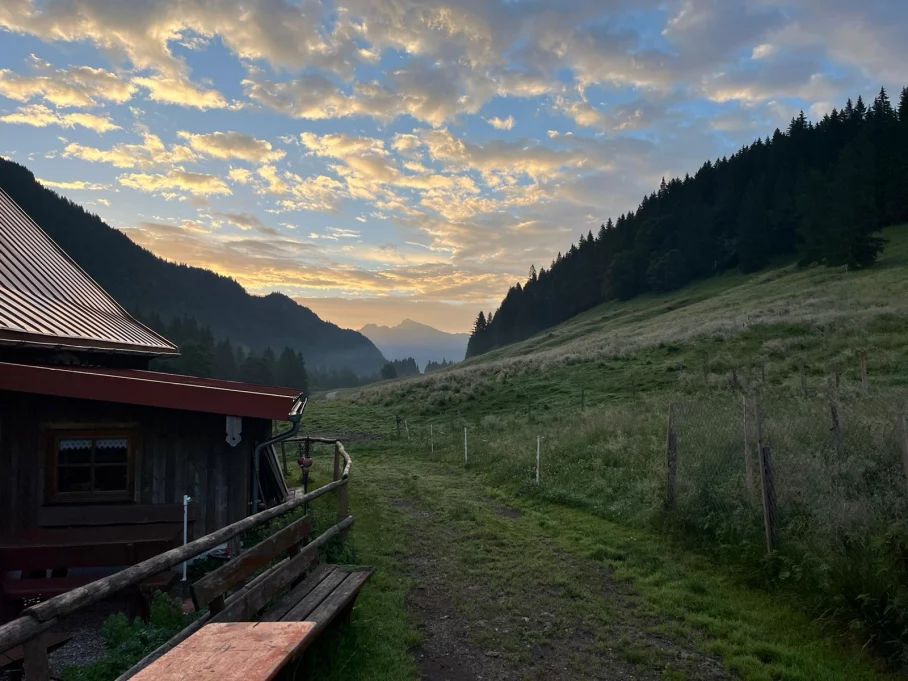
[335,442,349,540]
[23,632,49,680]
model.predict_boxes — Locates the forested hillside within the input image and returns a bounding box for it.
[469,87,908,357]
[0,158,386,377]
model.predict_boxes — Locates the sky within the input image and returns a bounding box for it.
[0,1,905,333]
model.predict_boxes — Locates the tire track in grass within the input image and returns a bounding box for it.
[359,455,732,681]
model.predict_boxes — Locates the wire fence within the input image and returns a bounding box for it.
[386,387,908,660]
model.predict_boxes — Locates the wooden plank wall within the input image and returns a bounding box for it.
[0,392,270,542]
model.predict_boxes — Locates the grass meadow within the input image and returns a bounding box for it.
[303,225,908,669]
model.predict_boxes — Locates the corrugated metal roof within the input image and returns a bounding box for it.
[0,188,178,356]
[0,361,301,420]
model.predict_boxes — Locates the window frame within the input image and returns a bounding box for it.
[46,428,138,504]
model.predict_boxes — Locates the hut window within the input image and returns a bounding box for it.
[51,432,135,502]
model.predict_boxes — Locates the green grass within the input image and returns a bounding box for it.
[296,226,908,676]
[301,443,897,680]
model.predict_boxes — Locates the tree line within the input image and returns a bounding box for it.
[143,314,459,389]
[468,87,908,357]
[145,313,309,392]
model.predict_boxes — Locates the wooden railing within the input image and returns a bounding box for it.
[0,440,353,680]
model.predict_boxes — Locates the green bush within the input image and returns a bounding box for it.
[63,592,193,681]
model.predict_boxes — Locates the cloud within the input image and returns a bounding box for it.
[132,75,228,109]
[256,164,346,213]
[39,178,109,191]
[300,132,387,159]
[62,132,196,168]
[0,62,135,107]
[118,169,231,197]
[485,115,514,130]
[0,104,119,132]
[177,130,284,163]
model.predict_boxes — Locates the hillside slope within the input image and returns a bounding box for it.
[0,157,386,375]
[360,319,468,368]
[350,224,908,415]
[469,88,908,358]
[312,225,908,672]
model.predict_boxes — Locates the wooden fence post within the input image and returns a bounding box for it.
[335,442,349,539]
[665,404,678,510]
[742,395,755,502]
[430,424,434,456]
[404,419,410,441]
[535,435,541,485]
[754,404,778,554]
[23,632,49,680]
[830,402,843,456]
[900,415,908,494]
[463,426,468,466]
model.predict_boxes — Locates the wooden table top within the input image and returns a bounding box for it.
[130,622,317,681]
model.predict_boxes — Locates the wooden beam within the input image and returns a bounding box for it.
[305,570,373,635]
[281,568,347,622]
[192,515,312,611]
[212,517,352,623]
[37,504,195,527]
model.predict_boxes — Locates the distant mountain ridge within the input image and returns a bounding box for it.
[360,319,468,369]
[0,157,386,376]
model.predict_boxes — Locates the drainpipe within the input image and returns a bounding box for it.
[253,394,307,512]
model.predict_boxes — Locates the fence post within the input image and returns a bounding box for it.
[901,415,908,494]
[830,402,843,456]
[405,419,410,441]
[535,435,541,485]
[430,424,434,456]
[742,394,755,502]
[464,426,468,466]
[754,404,778,554]
[23,633,49,680]
[335,442,349,539]
[665,403,678,510]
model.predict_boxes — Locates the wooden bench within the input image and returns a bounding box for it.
[170,512,371,676]
[116,511,370,679]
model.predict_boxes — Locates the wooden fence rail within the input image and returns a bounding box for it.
[0,440,353,679]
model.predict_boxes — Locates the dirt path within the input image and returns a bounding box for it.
[356,456,732,681]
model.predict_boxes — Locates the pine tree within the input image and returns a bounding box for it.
[825,141,884,268]
[277,347,308,392]
[213,338,238,380]
[736,178,771,272]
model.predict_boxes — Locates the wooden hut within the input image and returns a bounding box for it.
[0,188,301,619]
